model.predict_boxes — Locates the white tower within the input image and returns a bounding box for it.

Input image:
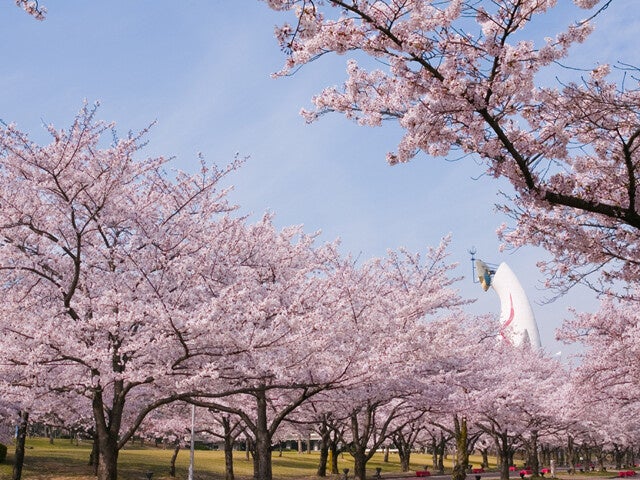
[475,260,542,349]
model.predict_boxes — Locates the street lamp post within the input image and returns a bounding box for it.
[188,405,195,480]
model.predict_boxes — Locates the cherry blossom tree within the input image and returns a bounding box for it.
[313,245,468,480]
[554,293,640,473]
[13,410,28,480]
[0,102,467,480]
[390,414,427,472]
[313,413,345,476]
[558,295,640,405]
[186,235,466,480]
[140,403,248,479]
[179,218,349,480]
[0,402,15,445]
[401,312,502,480]
[14,0,45,19]
[205,412,247,480]
[261,0,639,295]
[136,403,195,478]
[286,311,496,480]
[0,103,243,480]
[344,397,419,480]
[472,345,569,480]
[284,408,345,476]
[425,426,452,473]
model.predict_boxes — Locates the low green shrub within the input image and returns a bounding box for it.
[0,443,7,463]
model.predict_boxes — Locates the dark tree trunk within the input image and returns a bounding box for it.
[613,444,624,469]
[317,441,329,477]
[316,419,331,477]
[89,431,99,476]
[169,443,180,477]
[252,391,273,480]
[330,435,340,474]
[96,433,119,480]
[92,383,124,480]
[222,416,236,480]
[481,448,489,469]
[527,430,539,475]
[398,447,411,472]
[89,433,98,464]
[493,430,515,480]
[254,431,272,480]
[567,436,577,472]
[12,410,28,480]
[347,401,402,480]
[595,446,605,471]
[435,433,447,474]
[540,444,549,469]
[352,443,368,480]
[393,433,413,472]
[500,456,511,480]
[348,407,372,480]
[451,415,468,480]
[627,447,636,469]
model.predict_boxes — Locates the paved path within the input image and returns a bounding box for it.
[378,470,628,480]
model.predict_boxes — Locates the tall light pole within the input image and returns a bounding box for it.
[188,404,195,480]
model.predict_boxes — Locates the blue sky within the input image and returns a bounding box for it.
[3,1,637,355]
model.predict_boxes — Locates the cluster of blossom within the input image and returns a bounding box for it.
[262,0,639,390]
[3,105,629,480]
[15,0,45,20]
[257,4,640,477]
[263,0,640,292]
[0,105,470,480]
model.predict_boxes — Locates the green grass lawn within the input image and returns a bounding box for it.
[0,438,480,480]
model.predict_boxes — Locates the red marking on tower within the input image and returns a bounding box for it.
[500,294,515,345]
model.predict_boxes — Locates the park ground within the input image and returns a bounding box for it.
[0,438,632,480]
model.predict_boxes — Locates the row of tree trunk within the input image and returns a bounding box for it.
[10,410,638,480]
